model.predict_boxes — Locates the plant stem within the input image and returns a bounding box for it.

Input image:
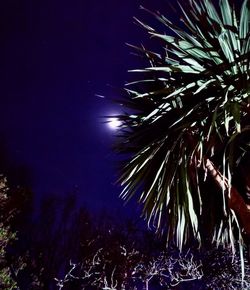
[205,158,250,238]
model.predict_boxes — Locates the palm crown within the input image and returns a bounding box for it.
[115,0,250,251]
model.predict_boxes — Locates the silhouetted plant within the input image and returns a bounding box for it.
[0,176,17,289]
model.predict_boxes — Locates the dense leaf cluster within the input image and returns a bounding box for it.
[115,0,250,251]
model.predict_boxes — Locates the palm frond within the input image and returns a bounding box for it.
[115,0,250,250]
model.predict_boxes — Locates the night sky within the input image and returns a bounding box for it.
[0,0,165,216]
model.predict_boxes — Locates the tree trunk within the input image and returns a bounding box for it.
[205,158,250,238]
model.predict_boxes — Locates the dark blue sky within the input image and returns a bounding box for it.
[0,0,165,214]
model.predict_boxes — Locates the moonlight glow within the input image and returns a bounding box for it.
[108,118,121,130]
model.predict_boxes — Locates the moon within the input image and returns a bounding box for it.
[108,117,121,130]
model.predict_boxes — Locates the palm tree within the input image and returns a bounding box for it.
[114,0,250,252]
